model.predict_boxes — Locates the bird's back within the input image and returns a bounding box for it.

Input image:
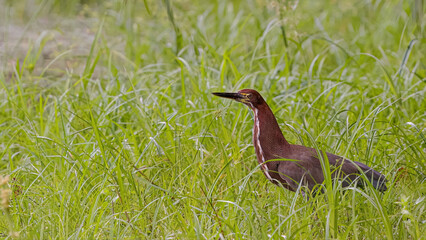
[271,144,387,192]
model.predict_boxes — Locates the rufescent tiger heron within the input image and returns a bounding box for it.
[212,89,387,194]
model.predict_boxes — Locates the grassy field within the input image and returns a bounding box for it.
[0,0,425,239]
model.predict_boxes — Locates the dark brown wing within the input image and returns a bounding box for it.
[276,145,387,192]
[326,152,388,192]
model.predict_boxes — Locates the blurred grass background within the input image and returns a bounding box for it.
[0,0,425,238]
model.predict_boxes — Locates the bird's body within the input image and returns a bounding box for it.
[213,89,387,193]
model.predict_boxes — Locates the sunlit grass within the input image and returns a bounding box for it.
[0,0,425,238]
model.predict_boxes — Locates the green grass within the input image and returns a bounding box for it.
[0,0,425,239]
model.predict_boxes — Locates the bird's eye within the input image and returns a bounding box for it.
[246,93,252,98]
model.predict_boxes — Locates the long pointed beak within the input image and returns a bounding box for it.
[212,92,245,102]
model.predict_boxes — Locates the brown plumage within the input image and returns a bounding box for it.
[213,89,387,194]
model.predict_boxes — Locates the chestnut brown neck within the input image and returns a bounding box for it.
[248,101,290,164]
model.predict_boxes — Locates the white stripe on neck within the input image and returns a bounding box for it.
[252,105,273,181]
